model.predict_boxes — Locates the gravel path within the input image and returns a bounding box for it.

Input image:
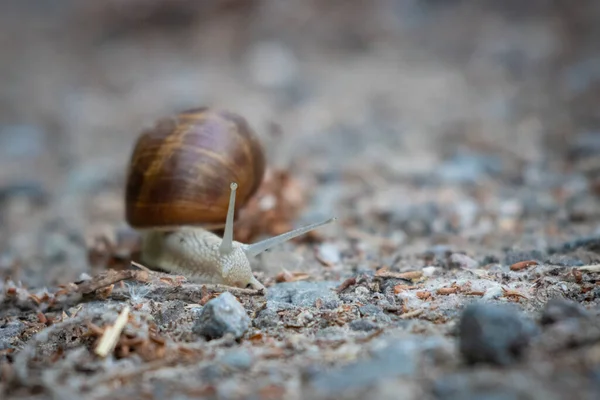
[1,2,599,399]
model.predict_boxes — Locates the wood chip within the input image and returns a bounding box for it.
[94,306,130,358]
[510,260,539,271]
[437,287,459,295]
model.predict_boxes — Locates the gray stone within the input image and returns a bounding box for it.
[193,292,250,340]
[0,321,25,350]
[307,339,423,396]
[540,298,590,326]
[219,348,253,370]
[267,281,340,308]
[459,302,538,366]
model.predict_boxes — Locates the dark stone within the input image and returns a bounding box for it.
[192,292,250,340]
[349,319,378,332]
[540,298,590,326]
[459,302,537,366]
[267,281,340,308]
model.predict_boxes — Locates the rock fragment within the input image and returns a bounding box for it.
[193,292,250,340]
[459,302,537,366]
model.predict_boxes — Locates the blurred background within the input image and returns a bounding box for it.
[0,0,598,287]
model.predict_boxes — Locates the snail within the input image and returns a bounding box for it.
[124,107,334,290]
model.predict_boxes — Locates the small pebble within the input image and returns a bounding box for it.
[193,292,250,340]
[459,302,537,366]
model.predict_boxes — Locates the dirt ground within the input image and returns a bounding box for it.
[1,1,600,399]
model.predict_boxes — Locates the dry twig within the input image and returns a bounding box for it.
[578,265,600,273]
[94,306,130,357]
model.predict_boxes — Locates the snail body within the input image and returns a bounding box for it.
[125,108,334,290]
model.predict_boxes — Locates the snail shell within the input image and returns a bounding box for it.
[125,107,266,229]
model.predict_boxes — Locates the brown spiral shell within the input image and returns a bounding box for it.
[125,107,266,229]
